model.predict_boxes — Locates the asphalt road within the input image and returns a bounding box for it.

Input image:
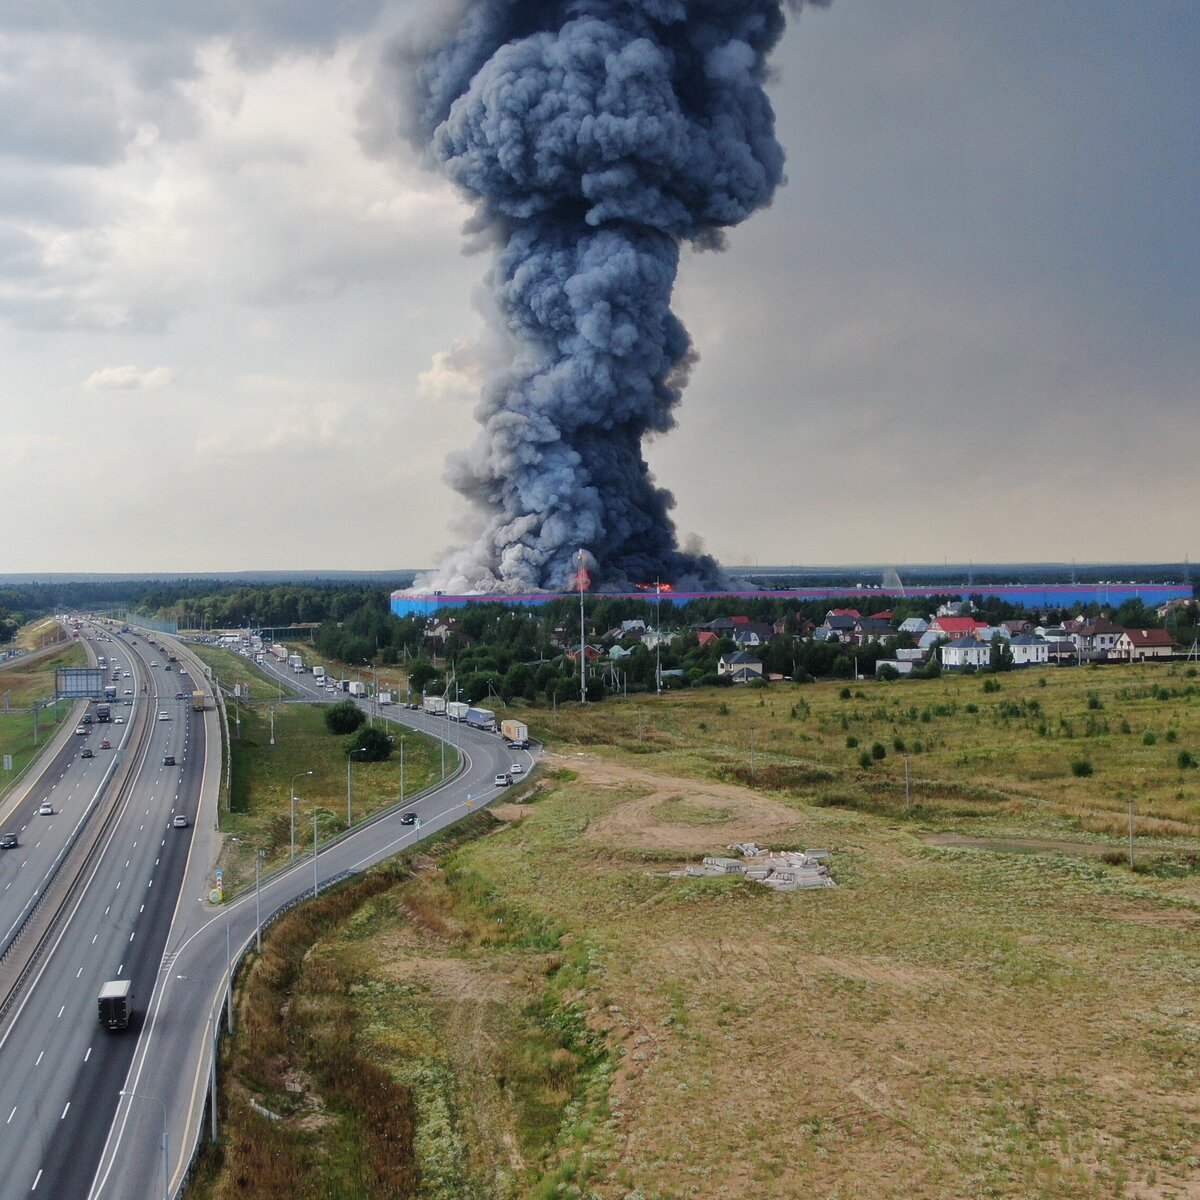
[89,640,536,1200]
[0,625,208,1199]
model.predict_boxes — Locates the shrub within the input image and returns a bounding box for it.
[1070,759,1094,777]
[981,678,1001,693]
[324,700,365,735]
[871,741,887,761]
[1179,750,1197,770]
[893,736,906,752]
[1143,730,1157,746]
[877,665,900,681]
[845,735,859,749]
[1166,729,1178,743]
[1087,692,1103,710]
[964,703,979,714]
[346,725,392,762]
[858,750,872,769]
[839,687,852,700]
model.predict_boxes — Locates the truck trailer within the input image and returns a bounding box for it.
[347,681,367,698]
[192,690,207,711]
[378,691,393,706]
[465,706,496,731]
[287,654,304,672]
[312,666,326,684]
[422,696,447,716]
[446,701,469,722]
[500,719,529,747]
[98,979,133,1031]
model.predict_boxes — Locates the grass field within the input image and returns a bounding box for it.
[192,665,1200,1200]
[214,701,457,892]
[0,642,86,791]
[191,645,292,702]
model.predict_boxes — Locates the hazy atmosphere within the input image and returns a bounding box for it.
[1,1,1195,573]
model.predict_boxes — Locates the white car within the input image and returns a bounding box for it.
[510,763,523,775]
[38,802,53,816]
[74,725,88,736]
[114,716,125,725]
[158,711,171,721]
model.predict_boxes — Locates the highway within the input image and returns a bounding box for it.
[88,637,536,1200]
[0,624,209,1198]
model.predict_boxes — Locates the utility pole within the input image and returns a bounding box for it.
[400,736,405,805]
[578,548,587,705]
[314,811,320,898]
[750,729,756,785]
[1128,798,1136,870]
[904,755,912,812]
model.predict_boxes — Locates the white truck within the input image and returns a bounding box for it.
[98,979,133,1031]
[446,701,469,722]
[287,653,304,672]
[348,681,367,698]
[312,666,326,684]
[422,695,447,716]
[378,691,394,706]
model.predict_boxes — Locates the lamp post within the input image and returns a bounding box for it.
[347,747,369,828]
[399,735,405,805]
[254,849,266,952]
[120,1089,168,1200]
[289,769,313,862]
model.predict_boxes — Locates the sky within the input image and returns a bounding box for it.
[0,1,1195,574]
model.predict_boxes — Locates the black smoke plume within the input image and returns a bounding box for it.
[400,0,822,593]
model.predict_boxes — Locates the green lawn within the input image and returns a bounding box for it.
[191,645,294,702]
[0,643,87,793]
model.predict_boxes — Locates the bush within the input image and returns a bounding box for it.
[845,735,859,749]
[324,700,365,735]
[858,750,872,769]
[1179,750,1197,770]
[876,665,900,681]
[1070,759,1094,777]
[1087,692,1103,710]
[839,687,852,700]
[893,736,906,752]
[982,678,1001,693]
[871,741,887,761]
[1143,730,1157,746]
[346,724,392,762]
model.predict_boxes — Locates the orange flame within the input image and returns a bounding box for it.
[573,565,591,592]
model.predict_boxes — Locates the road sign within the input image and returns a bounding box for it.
[2,755,11,772]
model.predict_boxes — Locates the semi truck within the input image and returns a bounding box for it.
[103,684,118,701]
[192,690,207,711]
[465,706,496,731]
[96,704,111,723]
[312,666,326,684]
[446,701,469,722]
[270,644,288,662]
[347,681,367,698]
[98,979,133,1031]
[422,696,447,716]
[501,719,529,747]
[287,654,304,672]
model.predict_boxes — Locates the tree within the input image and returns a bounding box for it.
[346,725,392,762]
[989,639,1015,673]
[407,660,439,695]
[325,700,365,735]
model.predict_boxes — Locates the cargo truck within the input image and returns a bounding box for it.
[378,691,393,706]
[348,681,367,698]
[287,654,304,672]
[446,701,469,722]
[422,696,447,716]
[465,706,496,731]
[192,690,207,711]
[312,666,326,684]
[96,704,111,723]
[103,684,118,701]
[98,979,133,1031]
[501,719,529,747]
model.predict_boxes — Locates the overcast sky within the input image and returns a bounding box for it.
[0,1,1195,574]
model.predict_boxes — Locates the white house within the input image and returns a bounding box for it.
[940,636,990,670]
[717,651,764,680]
[1008,634,1050,666]
[898,617,929,635]
[1114,629,1176,662]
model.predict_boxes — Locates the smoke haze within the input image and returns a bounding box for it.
[399,0,822,593]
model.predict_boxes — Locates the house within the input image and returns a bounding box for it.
[917,630,943,652]
[1008,633,1050,666]
[717,651,764,681]
[1001,620,1032,637]
[820,613,858,643]
[732,623,774,648]
[620,619,647,636]
[940,636,990,670]
[1067,617,1124,659]
[854,617,896,644]
[608,644,634,660]
[898,617,929,635]
[825,608,861,622]
[566,645,604,663]
[875,659,915,677]
[1045,639,1078,664]
[697,630,720,647]
[642,629,677,650]
[1114,629,1176,662]
[929,616,983,640]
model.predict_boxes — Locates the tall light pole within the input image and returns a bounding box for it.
[347,747,369,827]
[289,769,313,861]
[578,548,587,705]
[121,1090,168,1200]
[314,810,320,897]
[255,849,266,952]
[399,735,405,805]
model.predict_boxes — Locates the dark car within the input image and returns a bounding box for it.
[400,812,417,826]
[0,834,17,849]
[163,755,176,766]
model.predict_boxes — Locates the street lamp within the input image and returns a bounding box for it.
[289,769,313,861]
[120,1089,168,1200]
[347,747,369,827]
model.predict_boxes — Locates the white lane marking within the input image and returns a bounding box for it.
[35,1051,43,1066]
[104,906,110,916]
[128,931,135,942]
[60,1102,69,1120]
[31,1168,42,1190]
[139,904,144,913]
[76,967,83,978]
[6,1107,15,1124]
[84,1046,91,1063]
[57,1006,64,1019]
[147,878,153,888]
[92,934,98,944]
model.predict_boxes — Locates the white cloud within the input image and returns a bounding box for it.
[84,364,174,390]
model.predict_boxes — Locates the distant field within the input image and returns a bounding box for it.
[193,665,1200,1200]
[190,645,291,702]
[0,642,86,792]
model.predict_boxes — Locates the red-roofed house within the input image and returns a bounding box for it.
[1114,629,1176,662]
[729,615,750,626]
[697,630,720,647]
[929,616,983,639]
[826,608,861,621]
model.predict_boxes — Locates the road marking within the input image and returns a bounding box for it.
[147,878,153,888]
[129,931,135,942]
[76,967,83,978]
[60,1102,69,1120]
[35,1051,43,1066]
[139,904,144,913]
[57,1005,64,1019]
[84,1046,91,1063]
[92,933,98,944]
[104,906,110,916]
[7,1107,15,1124]
[117,963,123,974]
[115,881,120,890]
[31,1168,41,1190]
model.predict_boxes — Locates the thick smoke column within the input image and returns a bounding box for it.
[404,0,816,593]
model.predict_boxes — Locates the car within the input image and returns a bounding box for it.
[123,672,131,678]
[172,814,188,828]
[165,665,173,671]
[123,689,133,695]
[81,748,94,759]
[494,773,512,787]
[113,716,125,725]
[99,738,111,749]
[510,763,523,775]
[158,711,170,721]
[163,755,176,766]
[75,725,88,736]
[0,834,17,849]
[37,802,53,816]
[150,660,158,667]
[175,692,186,700]
[399,812,417,826]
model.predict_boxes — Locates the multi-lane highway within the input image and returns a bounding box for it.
[0,625,210,1198]
[86,635,535,1200]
